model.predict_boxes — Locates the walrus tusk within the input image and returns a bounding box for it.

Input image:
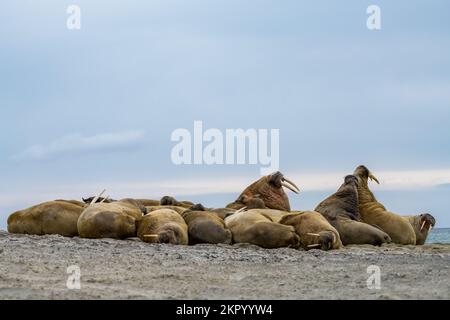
[143,234,159,238]
[306,233,321,237]
[307,244,321,248]
[90,189,106,205]
[428,225,433,232]
[281,182,299,194]
[420,221,426,231]
[235,206,248,214]
[282,177,300,193]
[100,195,109,203]
[368,172,380,184]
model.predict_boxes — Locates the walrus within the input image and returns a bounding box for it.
[315,175,391,246]
[181,207,232,245]
[77,199,144,239]
[353,165,417,245]
[160,196,195,208]
[7,200,86,237]
[137,208,188,245]
[82,196,162,207]
[226,171,299,211]
[403,213,436,245]
[280,211,342,250]
[224,209,300,249]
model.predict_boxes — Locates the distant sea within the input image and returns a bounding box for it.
[426,228,450,244]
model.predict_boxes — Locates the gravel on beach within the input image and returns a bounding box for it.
[0,230,449,300]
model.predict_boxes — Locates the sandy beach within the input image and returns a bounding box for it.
[0,230,449,300]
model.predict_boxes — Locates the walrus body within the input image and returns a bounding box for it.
[146,205,188,215]
[224,209,300,249]
[77,200,143,239]
[403,213,436,245]
[7,200,85,237]
[226,171,299,211]
[280,211,342,250]
[137,209,188,245]
[353,166,416,245]
[315,175,391,246]
[182,210,232,245]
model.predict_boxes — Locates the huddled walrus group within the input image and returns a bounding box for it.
[7,165,436,250]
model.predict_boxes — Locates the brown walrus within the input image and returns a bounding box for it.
[353,165,417,245]
[226,171,300,211]
[315,175,391,246]
[181,207,232,245]
[159,196,195,208]
[7,200,86,237]
[403,213,436,245]
[77,199,144,239]
[280,211,342,250]
[224,209,300,249]
[137,208,188,245]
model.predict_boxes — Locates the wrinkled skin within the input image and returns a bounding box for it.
[224,209,300,249]
[226,171,299,211]
[77,200,144,239]
[8,200,86,237]
[280,211,342,251]
[182,209,232,245]
[315,175,391,246]
[404,213,436,245]
[137,209,188,245]
[353,165,417,245]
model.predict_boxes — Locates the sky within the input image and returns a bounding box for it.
[1,0,449,228]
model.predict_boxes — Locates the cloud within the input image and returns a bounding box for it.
[13,130,146,160]
[1,168,449,208]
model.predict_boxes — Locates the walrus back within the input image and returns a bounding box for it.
[8,201,83,237]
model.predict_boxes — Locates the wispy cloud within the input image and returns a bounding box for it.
[1,168,449,208]
[13,131,146,160]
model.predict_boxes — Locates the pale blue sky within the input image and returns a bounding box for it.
[1,1,449,228]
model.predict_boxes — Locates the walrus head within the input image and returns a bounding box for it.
[233,171,300,211]
[157,229,177,244]
[353,165,380,185]
[344,175,358,186]
[160,196,178,206]
[418,213,436,233]
[189,203,206,211]
[82,196,113,204]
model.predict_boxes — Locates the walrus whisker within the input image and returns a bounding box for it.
[90,189,106,205]
[282,177,300,192]
[307,244,321,248]
[420,221,426,231]
[306,233,321,237]
[281,182,299,194]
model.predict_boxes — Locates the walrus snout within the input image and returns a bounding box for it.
[319,232,334,251]
[158,229,176,244]
[268,171,300,194]
[419,213,436,232]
